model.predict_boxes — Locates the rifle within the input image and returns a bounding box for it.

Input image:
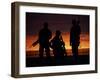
[29,39,39,48]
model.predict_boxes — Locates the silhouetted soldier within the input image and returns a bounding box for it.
[38,22,52,58]
[50,30,67,63]
[70,19,81,64]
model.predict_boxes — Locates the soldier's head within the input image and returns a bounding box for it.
[56,30,61,37]
[77,20,80,25]
[43,22,48,29]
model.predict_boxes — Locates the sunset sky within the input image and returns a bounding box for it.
[26,12,90,55]
[26,33,89,51]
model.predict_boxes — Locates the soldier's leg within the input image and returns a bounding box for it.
[45,46,50,58]
[72,45,78,63]
[74,45,78,60]
[72,45,75,56]
[39,45,44,58]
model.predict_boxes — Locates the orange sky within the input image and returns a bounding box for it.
[26,32,89,51]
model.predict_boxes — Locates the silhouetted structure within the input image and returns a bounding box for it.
[70,19,81,63]
[50,30,67,63]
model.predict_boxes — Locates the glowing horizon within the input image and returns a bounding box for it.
[26,32,89,51]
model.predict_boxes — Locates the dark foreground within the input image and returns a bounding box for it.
[26,55,89,67]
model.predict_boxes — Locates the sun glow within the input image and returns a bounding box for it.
[26,32,89,51]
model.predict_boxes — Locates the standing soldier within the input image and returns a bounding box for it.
[70,19,81,64]
[32,22,52,58]
[38,22,52,58]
